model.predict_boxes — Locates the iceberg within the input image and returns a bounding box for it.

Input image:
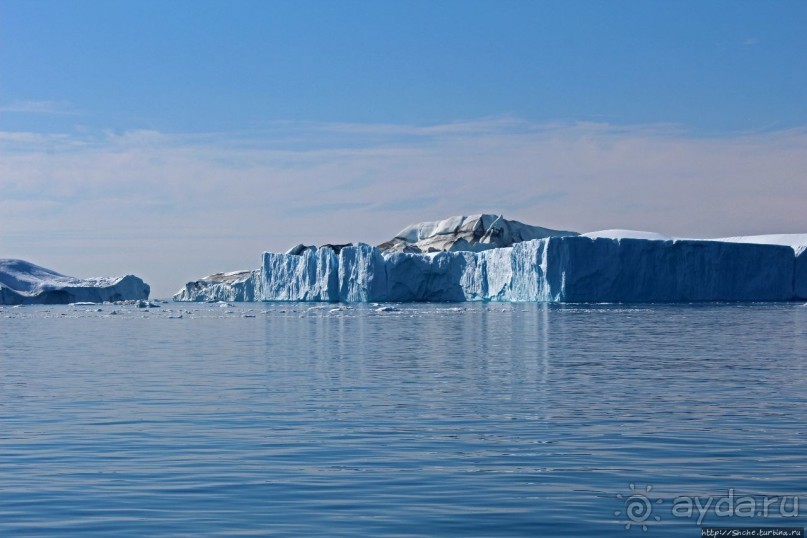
[0,259,150,305]
[174,214,806,303]
[174,238,803,303]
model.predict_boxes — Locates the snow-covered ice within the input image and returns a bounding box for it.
[715,233,807,255]
[378,213,577,253]
[1,259,150,305]
[581,229,675,241]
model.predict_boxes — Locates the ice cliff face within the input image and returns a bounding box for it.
[797,250,807,300]
[174,236,803,303]
[378,213,577,253]
[715,234,807,301]
[176,270,258,302]
[0,259,150,305]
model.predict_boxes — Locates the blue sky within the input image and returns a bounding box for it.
[2,1,807,296]
[3,1,806,132]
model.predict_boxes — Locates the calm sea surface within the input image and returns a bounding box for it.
[1,302,806,536]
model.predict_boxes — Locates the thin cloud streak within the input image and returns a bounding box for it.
[1,119,806,296]
[0,100,76,115]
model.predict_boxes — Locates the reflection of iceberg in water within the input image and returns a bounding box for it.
[540,305,549,390]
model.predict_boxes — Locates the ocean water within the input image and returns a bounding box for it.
[1,302,806,536]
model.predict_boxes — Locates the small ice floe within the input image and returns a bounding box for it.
[136,300,160,308]
[168,314,183,319]
[70,302,96,306]
[375,306,400,312]
[218,302,231,308]
[109,310,119,315]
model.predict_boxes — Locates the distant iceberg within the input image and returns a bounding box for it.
[0,259,150,305]
[174,215,807,303]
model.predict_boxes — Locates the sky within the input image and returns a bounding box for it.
[1,1,806,297]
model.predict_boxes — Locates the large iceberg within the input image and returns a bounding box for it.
[175,234,805,303]
[0,259,150,305]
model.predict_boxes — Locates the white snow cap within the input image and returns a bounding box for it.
[581,230,674,241]
[714,234,807,256]
[379,213,577,253]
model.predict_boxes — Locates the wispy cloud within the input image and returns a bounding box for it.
[0,100,76,115]
[2,118,806,296]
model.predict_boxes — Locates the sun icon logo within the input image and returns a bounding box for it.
[614,483,663,531]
